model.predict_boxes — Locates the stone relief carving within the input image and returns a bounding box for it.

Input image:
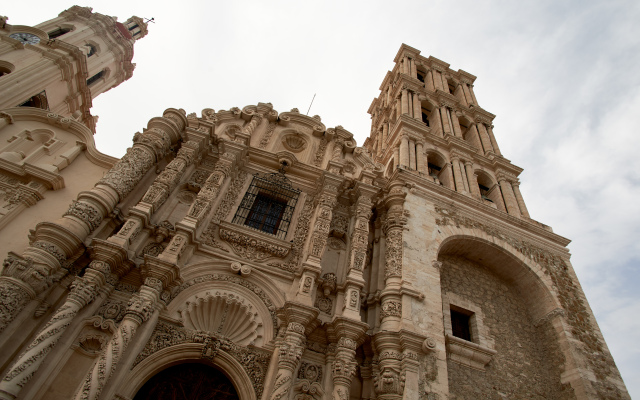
[313,136,329,167]
[98,147,155,199]
[380,300,402,319]
[170,273,277,327]
[212,170,248,223]
[179,291,262,346]
[258,122,277,149]
[297,362,323,383]
[64,201,102,230]
[219,226,290,261]
[134,321,270,399]
[268,193,315,273]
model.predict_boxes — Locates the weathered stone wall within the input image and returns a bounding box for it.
[440,255,572,400]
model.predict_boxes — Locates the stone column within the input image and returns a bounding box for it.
[372,333,405,400]
[511,182,530,218]
[486,124,502,156]
[469,83,479,105]
[450,109,463,138]
[468,124,484,152]
[332,337,359,400]
[382,120,389,146]
[441,73,449,93]
[0,109,186,335]
[401,90,409,115]
[412,92,421,121]
[425,70,435,92]
[461,83,474,105]
[439,106,451,135]
[393,147,400,169]
[377,128,383,154]
[433,70,444,91]
[73,277,167,400]
[459,160,470,194]
[410,59,417,79]
[455,83,468,106]
[268,303,318,400]
[0,260,114,400]
[476,122,494,154]
[399,136,409,168]
[450,156,465,193]
[408,140,416,170]
[498,176,521,217]
[464,162,480,199]
[415,142,425,174]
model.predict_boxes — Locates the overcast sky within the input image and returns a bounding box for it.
[5,0,639,396]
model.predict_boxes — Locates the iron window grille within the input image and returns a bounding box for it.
[232,170,300,240]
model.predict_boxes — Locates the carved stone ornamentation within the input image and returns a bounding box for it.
[380,300,402,319]
[212,170,248,223]
[64,201,103,230]
[219,226,290,261]
[98,147,155,200]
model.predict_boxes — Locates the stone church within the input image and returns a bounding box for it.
[0,6,631,400]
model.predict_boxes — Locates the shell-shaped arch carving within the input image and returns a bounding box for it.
[179,291,263,346]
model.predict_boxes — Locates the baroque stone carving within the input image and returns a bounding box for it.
[64,201,102,230]
[219,226,289,261]
[298,362,323,383]
[170,273,277,327]
[98,147,155,199]
[258,122,277,149]
[380,300,402,319]
[212,170,248,223]
[179,291,262,345]
[268,193,315,272]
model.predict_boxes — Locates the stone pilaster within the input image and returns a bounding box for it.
[412,93,421,121]
[372,332,405,400]
[330,316,368,400]
[486,124,502,156]
[399,135,409,168]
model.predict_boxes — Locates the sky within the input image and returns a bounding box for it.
[4,0,640,396]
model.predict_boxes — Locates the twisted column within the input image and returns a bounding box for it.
[0,261,111,400]
[269,322,307,400]
[332,338,358,400]
[0,109,186,334]
[73,278,163,400]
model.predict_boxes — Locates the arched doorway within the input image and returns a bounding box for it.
[133,363,239,400]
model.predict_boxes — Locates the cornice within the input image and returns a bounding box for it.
[388,168,571,250]
[0,108,117,168]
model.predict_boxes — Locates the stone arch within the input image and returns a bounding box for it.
[119,343,256,400]
[434,231,560,322]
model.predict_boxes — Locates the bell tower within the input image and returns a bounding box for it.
[0,6,148,132]
[365,44,529,219]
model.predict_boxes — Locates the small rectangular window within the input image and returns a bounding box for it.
[450,308,472,342]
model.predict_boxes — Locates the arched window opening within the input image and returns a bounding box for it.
[421,110,430,127]
[87,70,105,86]
[426,151,449,187]
[18,91,49,110]
[417,70,425,83]
[86,44,96,57]
[47,28,70,39]
[476,171,501,209]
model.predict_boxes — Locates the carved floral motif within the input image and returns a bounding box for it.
[219,227,289,261]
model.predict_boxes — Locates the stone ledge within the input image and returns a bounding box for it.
[445,333,496,371]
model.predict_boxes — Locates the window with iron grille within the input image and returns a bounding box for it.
[232,171,300,240]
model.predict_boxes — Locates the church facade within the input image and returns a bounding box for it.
[0,7,630,400]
